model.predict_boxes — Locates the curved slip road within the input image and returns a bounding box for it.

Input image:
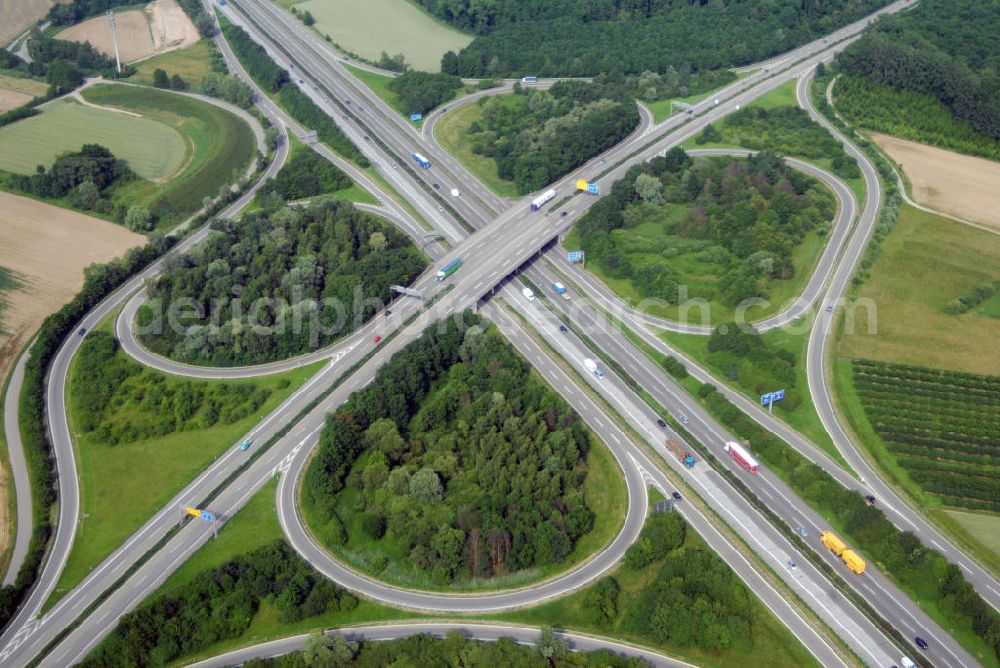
[186,622,694,668]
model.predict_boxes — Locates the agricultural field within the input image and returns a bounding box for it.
[0,0,59,48]
[871,133,1000,231]
[55,0,198,65]
[79,83,256,228]
[294,0,471,72]
[0,97,186,180]
[0,74,48,114]
[0,190,142,392]
[851,359,1000,512]
[838,206,1000,375]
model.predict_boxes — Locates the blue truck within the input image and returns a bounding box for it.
[413,152,431,168]
[436,257,462,281]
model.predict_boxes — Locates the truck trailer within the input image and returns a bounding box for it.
[723,441,759,473]
[413,152,431,168]
[666,438,696,468]
[842,549,867,575]
[530,188,557,211]
[436,257,462,281]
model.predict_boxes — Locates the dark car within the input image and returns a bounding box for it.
[671,491,682,501]
[558,325,568,333]
[865,494,877,505]
[915,637,928,650]
[78,327,87,337]
[656,418,667,428]
[384,309,392,317]
[433,183,440,189]
[560,211,568,217]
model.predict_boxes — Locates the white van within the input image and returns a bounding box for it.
[522,287,535,301]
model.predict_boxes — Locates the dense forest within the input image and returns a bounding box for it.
[418,0,894,76]
[83,542,357,667]
[700,106,862,180]
[388,71,463,116]
[467,79,639,193]
[576,148,835,308]
[304,313,598,585]
[245,630,649,667]
[262,149,353,202]
[3,143,132,212]
[837,0,1000,148]
[138,199,426,366]
[73,331,277,445]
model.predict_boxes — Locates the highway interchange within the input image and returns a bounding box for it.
[1,0,996,665]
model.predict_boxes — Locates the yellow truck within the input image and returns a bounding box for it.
[820,531,847,556]
[821,531,866,574]
[842,549,867,575]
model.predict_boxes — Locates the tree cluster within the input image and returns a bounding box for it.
[82,541,357,667]
[626,548,754,651]
[200,72,255,109]
[624,510,685,570]
[946,280,1000,315]
[705,106,861,180]
[139,198,426,366]
[467,79,639,193]
[222,23,367,166]
[388,70,462,116]
[423,0,894,77]
[4,143,132,213]
[577,149,834,307]
[73,331,276,445]
[0,235,174,631]
[698,380,1000,663]
[706,323,800,411]
[305,314,597,585]
[838,0,1000,146]
[152,67,187,91]
[245,630,649,668]
[263,149,352,202]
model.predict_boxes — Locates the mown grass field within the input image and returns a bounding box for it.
[838,205,1000,375]
[48,314,325,609]
[130,40,218,90]
[433,94,525,198]
[0,98,186,180]
[80,84,257,229]
[748,78,799,110]
[302,424,628,593]
[297,0,471,72]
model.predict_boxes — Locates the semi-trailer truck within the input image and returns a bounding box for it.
[584,358,604,379]
[413,152,431,168]
[842,549,866,575]
[436,257,462,281]
[530,188,556,211]
[723,441,759,473]
[821,531,866,574]
[666,438,696,468]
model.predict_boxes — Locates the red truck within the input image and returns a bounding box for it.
[724,441,759,473]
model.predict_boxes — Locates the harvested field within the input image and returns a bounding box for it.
[0,98,186,180]
[0,0,61,48]
[55,0,198,64]
[0,191,143,385]
[872,133,1000,231]
[0,74,49,113]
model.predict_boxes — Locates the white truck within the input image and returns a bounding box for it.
[521,287,535,301]
[584,358,604,379]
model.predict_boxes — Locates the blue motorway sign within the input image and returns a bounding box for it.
[761,392,773,406]
[409,113,423,122]
[587,183,600,195]
[567,251,584,262]
[774,389,785,401]
[200,511,214,522]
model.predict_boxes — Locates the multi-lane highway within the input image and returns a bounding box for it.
[2,1,982,666]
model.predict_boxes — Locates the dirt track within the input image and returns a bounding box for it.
[872,133,1000,231]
